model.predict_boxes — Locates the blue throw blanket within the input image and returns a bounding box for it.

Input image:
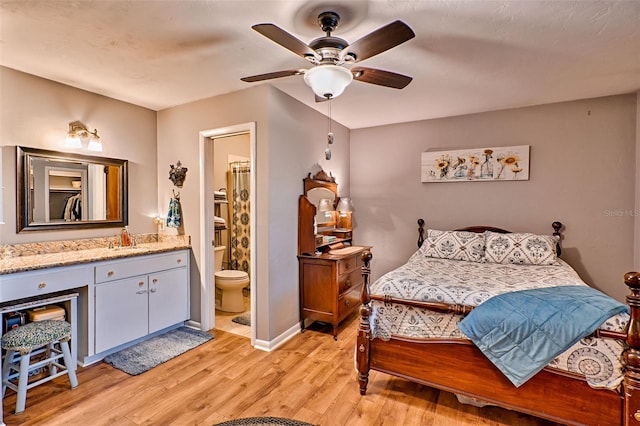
[458,285,628,387]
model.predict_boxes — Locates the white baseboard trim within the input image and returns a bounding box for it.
[253,322,301,352]
[185,319,202,330]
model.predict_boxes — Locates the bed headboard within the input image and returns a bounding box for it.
[416,218,563,256]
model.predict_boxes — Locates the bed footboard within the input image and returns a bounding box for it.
[357,248,640,425]
[357,250,373,395]
[624,271,640,425]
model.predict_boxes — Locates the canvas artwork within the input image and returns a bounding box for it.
[421,145,530,183]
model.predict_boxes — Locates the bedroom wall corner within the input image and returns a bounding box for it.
[155,85,348,342]
[266,87,350,339]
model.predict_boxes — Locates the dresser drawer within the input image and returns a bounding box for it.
[95,251,188,283]
[338,268,363,295]
[337,254,362,275]
[1,265,90,302]
[338,284,362,321]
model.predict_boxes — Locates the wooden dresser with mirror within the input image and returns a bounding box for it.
[297,170,371,339]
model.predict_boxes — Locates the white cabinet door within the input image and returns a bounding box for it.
[149,268,189,334]
[95,276,149,353]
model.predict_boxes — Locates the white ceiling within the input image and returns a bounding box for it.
[1,0,639,129]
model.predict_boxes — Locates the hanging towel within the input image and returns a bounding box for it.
[166,192,182,228]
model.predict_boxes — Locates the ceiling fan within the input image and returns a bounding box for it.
[240,11,415,100]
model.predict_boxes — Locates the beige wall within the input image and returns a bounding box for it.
[635,91,640,271]
[157,85,349,340]
[351,94,637,302]
[0,67,158,244]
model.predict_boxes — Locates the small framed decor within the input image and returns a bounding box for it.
[421,145,530,183]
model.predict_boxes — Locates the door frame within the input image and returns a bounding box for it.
[199,122,256,345]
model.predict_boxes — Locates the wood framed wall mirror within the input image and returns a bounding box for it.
[16,146,128,232]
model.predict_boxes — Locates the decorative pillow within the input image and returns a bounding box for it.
[423,229,485,262]
[484,231,558,265]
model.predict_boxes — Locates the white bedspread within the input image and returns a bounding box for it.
[369,253,628,390]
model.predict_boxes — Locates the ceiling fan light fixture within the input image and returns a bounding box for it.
[303,65,353,99]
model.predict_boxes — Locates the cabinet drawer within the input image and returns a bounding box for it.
[338,268,363,295]
[1,266,89,302]
[95,251,188,283]
[338,284,362,320]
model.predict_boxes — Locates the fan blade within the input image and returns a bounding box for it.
[341,20,415,63]
[241,69,305,83]
[352,67,412,89]
[252,23,317,59]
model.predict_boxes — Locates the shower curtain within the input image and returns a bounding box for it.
[227,162,251,274]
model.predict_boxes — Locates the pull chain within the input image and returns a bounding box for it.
[325,99,333,160]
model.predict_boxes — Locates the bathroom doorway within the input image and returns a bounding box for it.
[212,134,251,338]
[199,123,256,344]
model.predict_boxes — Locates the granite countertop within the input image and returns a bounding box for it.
[0,238,191,275]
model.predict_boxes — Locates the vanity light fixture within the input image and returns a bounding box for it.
[336,197,354,217]
[66,120,103,152]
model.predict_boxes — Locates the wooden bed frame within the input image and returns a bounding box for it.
[356,219,640,425]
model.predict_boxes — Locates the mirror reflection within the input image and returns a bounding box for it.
[17,146,128,232]
[306,187,337,227]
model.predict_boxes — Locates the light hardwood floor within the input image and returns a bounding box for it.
[215,293,252,339]
[2,314,560,426]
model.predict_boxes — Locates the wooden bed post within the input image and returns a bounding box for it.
[417,218,425,248]
[357,250,373,395]
[624,271,640,425]
[551,221,563,256]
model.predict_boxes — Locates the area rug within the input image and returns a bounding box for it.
[231,313,251,326]
[103,326,213,375]
[214,417,313,426]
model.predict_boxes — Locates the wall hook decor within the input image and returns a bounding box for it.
[169,161,188,188]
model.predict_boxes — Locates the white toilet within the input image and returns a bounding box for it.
[214,245,250,313]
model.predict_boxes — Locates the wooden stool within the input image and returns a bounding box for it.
[1,320,78,414]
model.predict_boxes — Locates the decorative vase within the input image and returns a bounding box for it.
[480,150,494,178]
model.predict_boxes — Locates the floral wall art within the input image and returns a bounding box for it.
[421,145,530,183]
